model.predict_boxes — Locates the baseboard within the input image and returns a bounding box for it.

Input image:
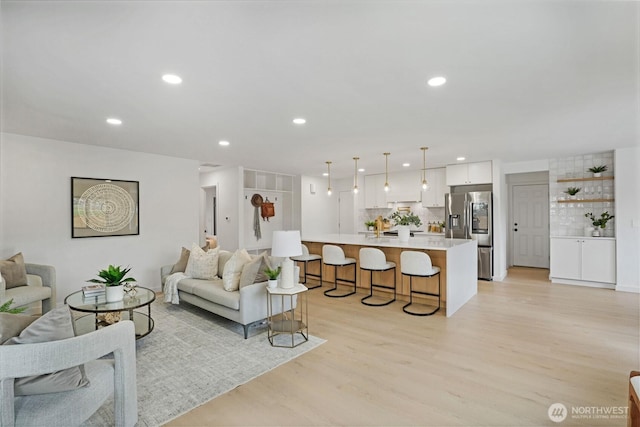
[492,270,507,282]
[550,277,615,289]
[615,285,640,294]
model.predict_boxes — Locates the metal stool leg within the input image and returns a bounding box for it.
[323,263,356,298]
[402,272,440,316]
[361,267,396,307]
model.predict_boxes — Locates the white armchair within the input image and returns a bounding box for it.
[0,320,138,427]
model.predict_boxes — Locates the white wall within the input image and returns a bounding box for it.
[492,160,508,281]
[300,175,339,237]
[0,133,200,302]
[614,146,640,293]
[200,166,242,250]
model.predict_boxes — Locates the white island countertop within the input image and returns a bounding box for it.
[302,234,473,251]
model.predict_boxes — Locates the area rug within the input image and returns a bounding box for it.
[82,300,325,427]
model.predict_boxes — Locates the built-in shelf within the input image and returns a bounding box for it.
[557,176,614,183]
[557,198,614,204]
[244,169,293,192]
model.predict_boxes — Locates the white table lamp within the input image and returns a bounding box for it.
[271,230,302,288]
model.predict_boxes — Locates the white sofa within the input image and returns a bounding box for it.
[161,250,294,338]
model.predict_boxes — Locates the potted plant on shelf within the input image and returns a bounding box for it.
[365,220,376,231]
[584,211,615,237]
[587,165,607,178]
[564,187,581,199]
[87,265,137,303]
[264,266,281,289]
[390,210,423,241]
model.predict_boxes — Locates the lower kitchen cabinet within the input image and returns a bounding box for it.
[550,237,616,287]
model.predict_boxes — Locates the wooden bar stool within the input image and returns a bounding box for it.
[359,247,396,306]
[291,244,322,289]
[322,245,357,298]
[400,251,441,316]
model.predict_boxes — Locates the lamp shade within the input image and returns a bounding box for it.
[271,230,303,257]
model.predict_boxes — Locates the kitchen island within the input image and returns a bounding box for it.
[302,234,478,317]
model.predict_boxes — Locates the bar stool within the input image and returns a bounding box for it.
[322,245,357,298]
[400,251,441,316]
[359,248,396,306]
[290,244,322,289]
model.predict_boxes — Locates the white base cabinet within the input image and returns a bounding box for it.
[550,237,616,287]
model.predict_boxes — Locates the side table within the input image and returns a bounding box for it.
[266,284,308,348]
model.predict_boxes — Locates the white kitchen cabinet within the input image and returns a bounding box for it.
[446,161,492,186]
[364,174,388,208]
[550,237,616,286]
[385,170,422,202]
[421,168,447,207]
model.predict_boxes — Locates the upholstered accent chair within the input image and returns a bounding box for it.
[0,263,56,315]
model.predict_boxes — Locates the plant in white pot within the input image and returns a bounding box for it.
[584,211,615,237]
[264,266,281,289]
[587,165,607,178]
[390,210,423,242]
[87,265,137,303]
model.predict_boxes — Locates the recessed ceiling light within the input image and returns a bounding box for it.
[162,74,182,84]
[293,118,306,125]
[457,156,466,161]
[219,140,230,146]
[358,168,365,172]
[427,76,446,87]
[402,163,410,167]
[106,118,122,125]
[322,172,329,177]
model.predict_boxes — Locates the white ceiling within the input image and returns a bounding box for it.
[2,1,638,179]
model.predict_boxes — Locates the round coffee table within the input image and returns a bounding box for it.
[64,287,156,339]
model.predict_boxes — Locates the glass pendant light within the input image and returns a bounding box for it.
[353,157,359,194]
[383,153,390,192]
[326,161,332,196]
[421,147,429,190]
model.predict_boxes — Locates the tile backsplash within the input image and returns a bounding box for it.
[358,202,444,232]
[549,151,615,237]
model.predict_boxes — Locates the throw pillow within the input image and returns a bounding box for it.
[222,249,251,291]
[169,247,190,274]
[0,313,37,344]
[255,254,274,283]
[218,250,233,277]
[239,251,268,288]
[185,244,220,280]
[0,252,28,289]
[4,305,90,396]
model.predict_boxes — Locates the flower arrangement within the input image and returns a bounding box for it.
[390,210,422,228]
[564,187,581,196]
[87,265,137,287]
[585,211,614,229]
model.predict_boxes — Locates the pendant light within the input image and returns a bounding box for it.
[383,152,390,192]
[326,161,332,196]
[353,157,359,194]
[421,147,429,190]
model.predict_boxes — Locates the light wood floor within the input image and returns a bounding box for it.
[166,267,639,426]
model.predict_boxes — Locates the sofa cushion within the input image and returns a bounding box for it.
[0,313,37,344]
[185,245,219,279]
[0,252,28,289]
[190,280,240,310]
[4,283,52,309]
[240,251,269,288]
[176,277,221,294]
[169,247,190,274]
[222,249,251,292]
[4,306,90,395]
[218,250,233,276]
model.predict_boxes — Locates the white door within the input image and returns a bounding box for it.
[338,191,354,234]
[513,184,549,268]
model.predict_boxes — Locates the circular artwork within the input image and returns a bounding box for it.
[78,184,136,233]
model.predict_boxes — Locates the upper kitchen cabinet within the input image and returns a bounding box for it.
[385,170,422,203]
[446,161,492,186]
[421,168,448,207]
[364,174,388,208]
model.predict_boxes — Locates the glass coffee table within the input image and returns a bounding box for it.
[64,287,156,340]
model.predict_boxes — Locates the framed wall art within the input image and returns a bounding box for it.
[71,177,139,238]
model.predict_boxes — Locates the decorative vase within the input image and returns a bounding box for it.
[397,226,411,242]
[267,279,278,289]
[592,229,601,237]
[105,284,124,303]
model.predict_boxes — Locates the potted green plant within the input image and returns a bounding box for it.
[365,220,376,231]
[87,265,137,303]
[584,211,615,237]
[587,165,607,178]
[264,266,281,289]
[390,210,423,241]
[564,187,581,199]
[0,298,27,314]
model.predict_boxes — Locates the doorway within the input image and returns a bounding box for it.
[512,184,549,268]
[202,186,217,244]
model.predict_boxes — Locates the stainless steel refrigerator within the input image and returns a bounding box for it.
[445,191,493,280]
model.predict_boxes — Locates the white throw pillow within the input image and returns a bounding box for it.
[222,249,252,291]
[185,244,220,280]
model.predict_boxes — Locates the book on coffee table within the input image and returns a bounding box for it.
[82,284,105,296]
